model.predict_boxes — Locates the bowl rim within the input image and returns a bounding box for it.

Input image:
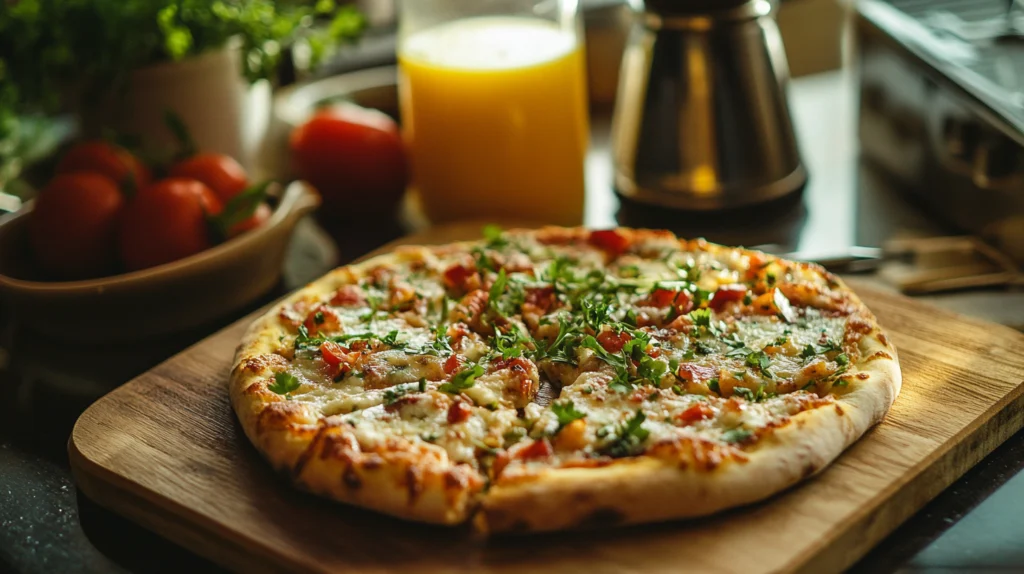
[274,65,398,127]
[0,180,320,295]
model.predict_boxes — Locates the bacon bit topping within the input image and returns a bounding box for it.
[677,403,715,425]
[596,329,632,354]
[447,400,472,424]
[443,263,480,293]
[524,286,557,313]
[330,285,365,307]
[588,229,630,258]
[709,284,747,311]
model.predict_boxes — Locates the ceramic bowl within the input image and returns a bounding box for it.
[0,181,320,343]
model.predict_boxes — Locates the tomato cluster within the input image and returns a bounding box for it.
[30,142,270,279]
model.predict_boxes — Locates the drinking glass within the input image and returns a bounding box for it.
[398,0,589,226]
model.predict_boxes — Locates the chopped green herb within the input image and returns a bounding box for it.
[618,265,640,278]
[601,410,651,457]
[835,353,849,366]
[689,308,712,328]
[551,400,586,431]
[383,382,419,405]
[439,365,484,394]
[672,385,685,396]
[313,311,325,325]
[269,372,301,395]
[801,345,817,359]
[745,350,772,376]
[418,378,427,392]
[722,428,754,444]
[707,378,721,394]
[695,341,716,355]
[482,224,507,247]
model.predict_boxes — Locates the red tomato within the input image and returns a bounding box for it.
[30,173,125,278]
[596,330,632,354]
[588,229,629,258]
[119,178,222,271]
[169,153,248,203]
[228,202,271,237]
[447,400,472,424]
[709,284,747,311]
[289,104,408,216]
[57,141,151,190]
[319,341,350,367]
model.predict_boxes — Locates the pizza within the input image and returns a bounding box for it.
[230,227,901,532]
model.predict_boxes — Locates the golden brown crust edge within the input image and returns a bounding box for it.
[229,248,486,525]
[477,310,901,533]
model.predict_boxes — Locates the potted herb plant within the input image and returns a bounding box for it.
[0,0,364,172]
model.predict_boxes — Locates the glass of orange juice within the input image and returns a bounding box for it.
[397,0,589,226]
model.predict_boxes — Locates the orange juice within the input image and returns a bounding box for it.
[398,17,589,225]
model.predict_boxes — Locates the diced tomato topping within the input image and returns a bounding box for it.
[515,439,553,460]
[596,330,632,354]
[443,263,481,293]
[447,400,472,424]
[677,403,715,425]
[319,341,349,366]
[677,363,718,382]
[443,354,463,376]
[639,289,693,314]
[330,285,365,307]
[710,284,747,311]
[303,305,340,335]
[588,229,630,258]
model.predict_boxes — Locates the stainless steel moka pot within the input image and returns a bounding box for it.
[611,0,805,210]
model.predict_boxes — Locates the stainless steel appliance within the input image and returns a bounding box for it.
[857,0,1024,261]
[611,0,805,210]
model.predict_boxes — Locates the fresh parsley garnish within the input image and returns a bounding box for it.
[439,365,484,394]
[493,326,530,360]
[722,428,754,444]
[551,400,586,432]
[689,308,712,328]
[602,410,651,457]
[482,224,507,247]
[268,372,301,395]
[381,330,402,347]
[801,344,817,359]
[383,382,418,405]
[745,350,771,373]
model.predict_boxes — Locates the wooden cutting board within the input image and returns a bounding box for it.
[69,226,1024,574]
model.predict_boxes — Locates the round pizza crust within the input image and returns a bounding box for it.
[229,227,902,532]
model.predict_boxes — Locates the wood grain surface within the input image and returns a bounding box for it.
[69,227,1024,574]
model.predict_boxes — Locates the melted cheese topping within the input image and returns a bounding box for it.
[269,229,869,479]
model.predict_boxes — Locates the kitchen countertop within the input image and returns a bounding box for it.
[2,67,1023,573]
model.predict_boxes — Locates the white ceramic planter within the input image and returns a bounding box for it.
[92,42,271,172]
